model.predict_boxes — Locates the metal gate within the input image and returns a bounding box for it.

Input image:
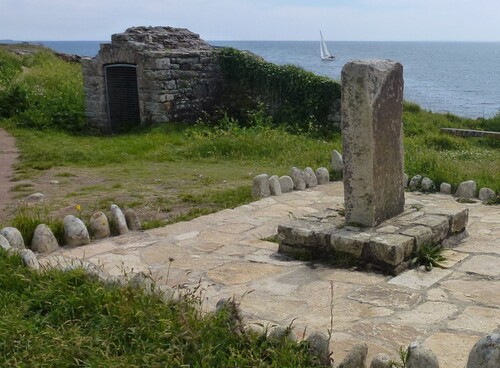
[105,64,140,132]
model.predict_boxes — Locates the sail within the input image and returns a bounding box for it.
[320,31,335,60]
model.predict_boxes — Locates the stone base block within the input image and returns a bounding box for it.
[277,205,468,275]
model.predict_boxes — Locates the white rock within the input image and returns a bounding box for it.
[252,174,270,199]
[20,249,40,270]
[31,224,59,254]
[268,325,297,341]
[110,204,129,235]
[316,167,330,185]
[63,215,90,246]
[455,180,477,198]
[403,173,409,188]
[290,167,306,190]
[409,175,422,190]
[124,209,142,231]
[407,341,439,368]
[88,211,111,239]
[279,175,294,193]
[440,182,452,194]
[0,227,25,249]
[25,192,45,203]
[467,331,500,368]
[268,175,282,196]
[339,342,368,368]
[421,177,434,192]
[307,331,331,366]
[304,167,318,188]
[370,353,392,368]
[0,235,11,250]
[478,187,496,201]
[331,150,343,179]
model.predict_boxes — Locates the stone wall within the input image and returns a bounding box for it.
[82,26,222,133]
[82,26,342,134]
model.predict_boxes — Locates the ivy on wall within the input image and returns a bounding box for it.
[216,48,341,136]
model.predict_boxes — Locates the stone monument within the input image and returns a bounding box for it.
[341,60,405,227]
[277,59,468,274]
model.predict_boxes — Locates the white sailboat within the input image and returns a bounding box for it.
[320,31,336,61]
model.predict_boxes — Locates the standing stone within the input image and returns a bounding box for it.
[88,211,111,239]
[0,227,25,249]
[406,342,439,368]
[403,173,409,188]
[455,180,477,198]
[467,331,500,368]
[341,60,405,227]
[110,204,129,235]
[306,331,331,367]
[316,167,330,185]
[63,215,90,246]
[440,182,452,194]
[304,167,318,188]
[369,353,392,368]
[279,175,294,193]
[331,150,343,179]
[0,235,11,250]
[409,175,422,191]
[269,175,282,196]
[339,342,368,368]
[478,187,496,201]
[31,224,59,254]
[290,167,306,191]
[421,177,434,192]
[252,174,271,199]
[124,209,142,231]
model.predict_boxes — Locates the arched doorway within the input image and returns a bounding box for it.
[105,64,140,132]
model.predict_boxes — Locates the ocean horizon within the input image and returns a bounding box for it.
[6,39,500,119]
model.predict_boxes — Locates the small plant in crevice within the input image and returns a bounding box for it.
[410,245,447,271]
[485,195,500,205]
[389,345,410,368]
[261,234,280,244]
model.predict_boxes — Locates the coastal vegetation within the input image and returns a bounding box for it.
[218,48,341,135]
[0,249,323,366]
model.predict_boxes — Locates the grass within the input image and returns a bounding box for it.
[0,249,324,367]
[0,118,341,229]
[402,101,500,193]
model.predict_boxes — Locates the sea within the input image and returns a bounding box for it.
[31,40,500,119]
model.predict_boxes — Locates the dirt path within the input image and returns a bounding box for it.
[0,128,18,223]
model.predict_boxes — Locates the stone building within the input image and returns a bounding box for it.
[82,26,222,133]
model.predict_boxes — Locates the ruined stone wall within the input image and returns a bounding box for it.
[82,26,341,134]
[82,27,222,133]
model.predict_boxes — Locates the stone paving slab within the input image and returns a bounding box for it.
[40,182,500,367]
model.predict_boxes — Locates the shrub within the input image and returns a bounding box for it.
[0,47,86,132]
[217,47,341,137]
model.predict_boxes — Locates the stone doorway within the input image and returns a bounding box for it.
[104,64,140,133]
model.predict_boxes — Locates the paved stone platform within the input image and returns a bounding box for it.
[278,199,468,275]
[40,182,500,367]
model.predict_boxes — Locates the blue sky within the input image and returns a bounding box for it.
[1,0,499,41]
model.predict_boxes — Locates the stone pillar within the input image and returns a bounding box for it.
[341,60,404,227]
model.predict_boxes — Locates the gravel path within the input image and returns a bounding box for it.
[0,128,18,223]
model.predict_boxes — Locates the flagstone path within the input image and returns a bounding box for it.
[41,182,500,367]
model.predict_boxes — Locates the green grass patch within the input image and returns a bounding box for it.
[9,207,64,246]
[0,250,324,367]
